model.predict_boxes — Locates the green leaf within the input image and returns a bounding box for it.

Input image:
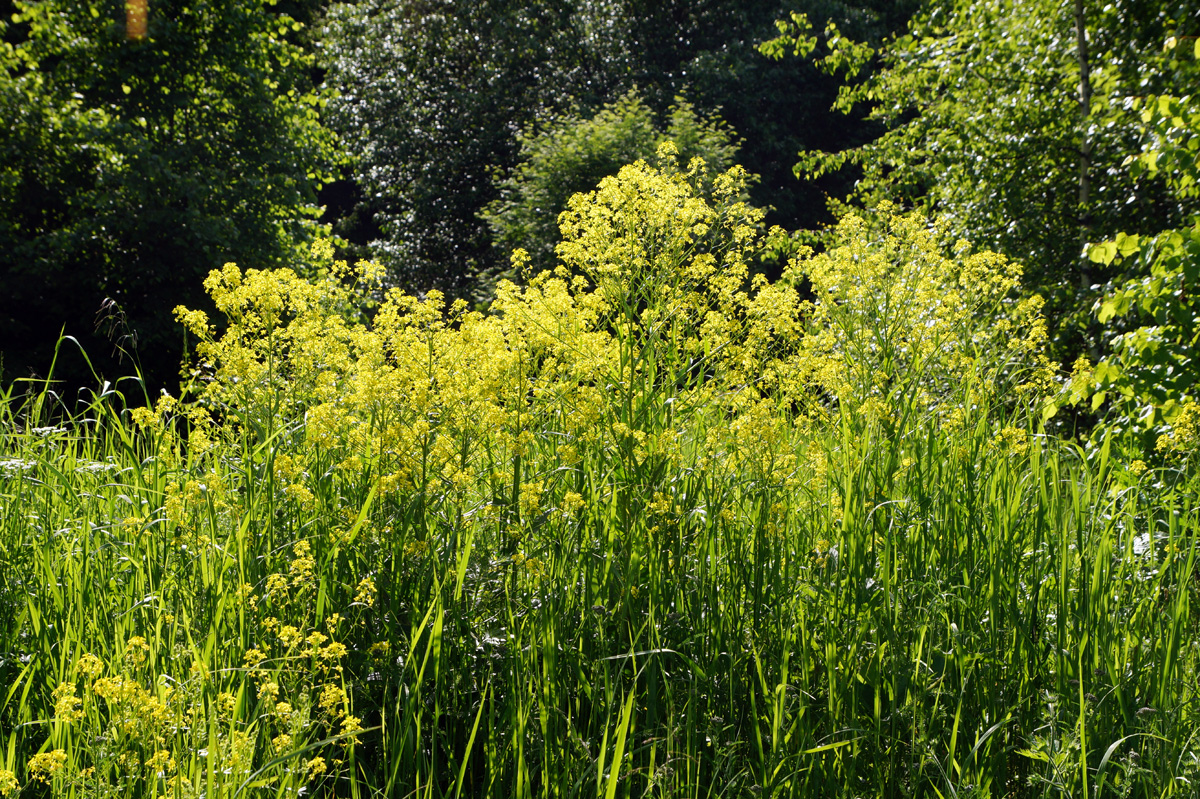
[1116,232,1141,257]
[1094,361,1121,385]
[1089,241,1118,265]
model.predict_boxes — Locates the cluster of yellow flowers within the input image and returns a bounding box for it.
[164,153,1057,615]
[164,148,1052,591]
[786,207,1054,422]
[1157,400,1199,455]
[169,149,817,544]
[34,647,179,793]
[26,750,66,784]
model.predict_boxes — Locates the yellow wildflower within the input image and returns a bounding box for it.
[27,750,67,784]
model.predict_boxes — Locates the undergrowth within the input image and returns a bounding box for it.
[1,149,1197,798]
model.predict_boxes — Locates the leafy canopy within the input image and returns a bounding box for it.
[321,0,600,300]
[0,0,337,392]
[763,0,1200,359]
[1056,40,1200,455]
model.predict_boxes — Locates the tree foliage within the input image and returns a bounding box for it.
[322,0,916,300]
[0,0,336,392]
[764,0,1200,359]
[1058,41,1200,446]
[321,0,600,299]
[633,0,918,231]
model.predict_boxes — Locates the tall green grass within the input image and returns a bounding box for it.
[2,361,1197,798]
[1,160,1198,798]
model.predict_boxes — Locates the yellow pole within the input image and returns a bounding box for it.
[126,0,147,40]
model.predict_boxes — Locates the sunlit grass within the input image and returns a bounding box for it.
[1,157,1198,798]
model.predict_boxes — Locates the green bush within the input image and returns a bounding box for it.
[483,93,741,278]
[1054,45,1200,466]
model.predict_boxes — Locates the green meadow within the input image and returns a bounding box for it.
[1,158,1197,798]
